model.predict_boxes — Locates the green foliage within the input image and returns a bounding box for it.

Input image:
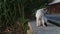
[0,0,29,34]
[19,17,29,34]
[0,0,21,27]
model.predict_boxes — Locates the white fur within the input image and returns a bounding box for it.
[35,8,47,27]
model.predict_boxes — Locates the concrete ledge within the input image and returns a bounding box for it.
[27,22,33,34]
[48,19,60,27]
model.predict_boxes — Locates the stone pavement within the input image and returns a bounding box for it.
[29,21,60,34]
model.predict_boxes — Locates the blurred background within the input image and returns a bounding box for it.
[0,0,54,34]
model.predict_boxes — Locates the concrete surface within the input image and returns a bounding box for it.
[29,20,60,34]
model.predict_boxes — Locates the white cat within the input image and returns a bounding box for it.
[35,8,47,27]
